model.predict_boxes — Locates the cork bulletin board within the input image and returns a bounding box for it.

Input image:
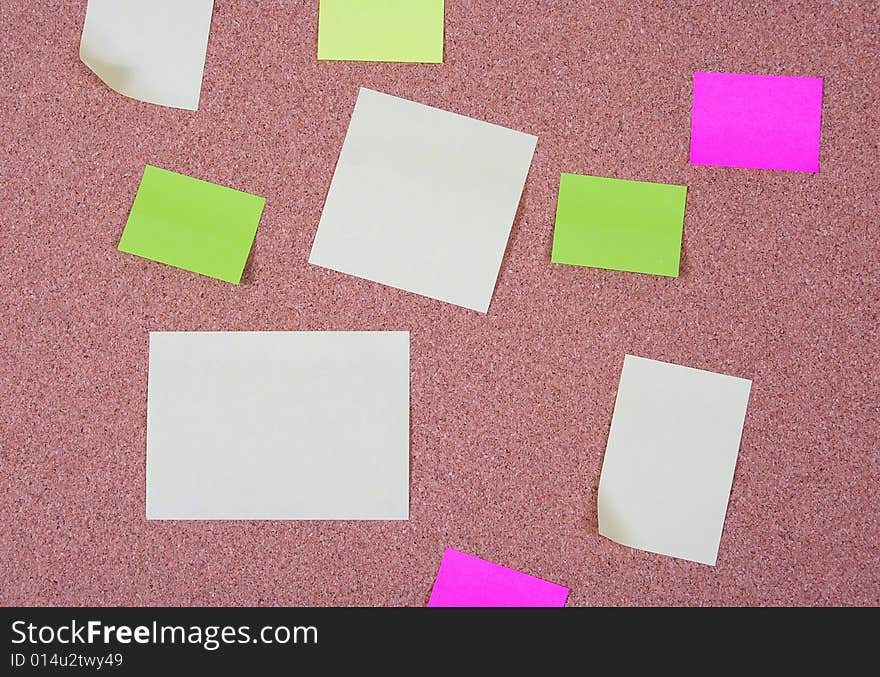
[2,1,878,606]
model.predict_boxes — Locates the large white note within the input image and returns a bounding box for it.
[146,331,410,520]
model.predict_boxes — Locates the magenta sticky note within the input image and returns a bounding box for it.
[690,71,823,172]
[427,549,569,607]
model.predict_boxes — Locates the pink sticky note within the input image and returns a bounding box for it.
[427,548,569,607]
[690,71,823,172]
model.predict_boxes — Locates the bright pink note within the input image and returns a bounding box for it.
[427,548,569,607]
[690,71,823,172]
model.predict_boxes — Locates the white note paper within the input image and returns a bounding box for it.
[79,0,215,110]
[598,355,752,565]
[309,88,538,313]
[146,332,409,520]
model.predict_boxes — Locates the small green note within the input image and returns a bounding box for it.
[118,165,265,284]
[317,0,444,63]
[551,173,687,277]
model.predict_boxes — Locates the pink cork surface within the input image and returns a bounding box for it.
[1,1,878,606]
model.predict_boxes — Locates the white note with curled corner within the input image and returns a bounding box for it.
[79,0,214,110]
[598,355,752,565]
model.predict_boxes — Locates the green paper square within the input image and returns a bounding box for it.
[118,165,265,284]
[317,0,444,63]
[551,173,687,277]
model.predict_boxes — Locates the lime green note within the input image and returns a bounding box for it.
[551,173,687,277]
[317,0,444,63]
[118,165,265,284]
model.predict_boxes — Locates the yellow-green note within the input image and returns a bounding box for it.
[551,173,687,277]
[317,0,444,63]
[118,165,265,284]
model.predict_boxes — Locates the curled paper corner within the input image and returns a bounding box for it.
[78,0,215,111]
[596,485,721,565]
[78,39,138,106]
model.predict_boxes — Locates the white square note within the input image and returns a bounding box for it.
[309,87,538,313]
[80,0,214,110]
[598,355,752,565]
[146,331,409,519]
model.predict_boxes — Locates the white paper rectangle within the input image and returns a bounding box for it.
[309,87,538,313]
[79,0,215,110]
[146,331,409,520]
[597,355,752,565]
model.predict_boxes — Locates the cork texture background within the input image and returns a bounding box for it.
[1,1,878,606]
